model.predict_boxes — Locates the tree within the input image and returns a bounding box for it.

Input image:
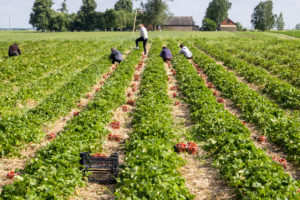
[201,18,217,31]
[296,23,300,30]
[76,0,97,31]
[103,9,118,30]
[115,10,133,30]
[235,21,243,31]
[49,12,69,31]
[58,0,68,13]
[29,0,54,31]
[251,0,275,31]
[114,0,133,13]
[141,0,173,31]
[204,0,232,24]
[274,12,285,30]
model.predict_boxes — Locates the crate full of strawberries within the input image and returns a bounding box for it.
[174,142,198,155]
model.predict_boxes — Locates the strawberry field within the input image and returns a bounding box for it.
[0,32,299,199]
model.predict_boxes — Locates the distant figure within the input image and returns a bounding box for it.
[159,46,172,62]
[8,44,21,57]
[135,24,148,55]
[109,47,123,64]
[179,44,193,59]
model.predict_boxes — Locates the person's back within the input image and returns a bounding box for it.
[109,48,123,64]
[179,45,192,59]
[160,47,172,62]
[8,44,21,57]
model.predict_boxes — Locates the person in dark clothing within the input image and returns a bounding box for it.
[8,44,21,57]
[159,46,172,62]
[109,47,124,64]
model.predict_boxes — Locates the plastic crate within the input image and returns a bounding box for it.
[80,152,119,184]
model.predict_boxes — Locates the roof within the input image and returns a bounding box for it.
[219,18,236,26]
[163,16,194,26]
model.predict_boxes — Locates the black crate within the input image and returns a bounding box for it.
[80,152,119,184]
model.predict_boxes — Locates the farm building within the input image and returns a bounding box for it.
[162,16,199,31]
[219,18,237,31]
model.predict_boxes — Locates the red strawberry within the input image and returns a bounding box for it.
[93,153,106,158]
[217,98,224,103]
[171,86,178,91]
[127,99,135,106]
[99,81,104,85]
[103,75,108,79]
[173,93,177,97]
[242,121,246,125]
[107,71,111,75]
[175,142,187,153]
[187,142,198,155]
[132,83,137,87]
[194,64,199,68]
[86,94,92,99]
[6,171,15,180]
[108,133,113,140]
[175,102,180,106]
[258,135,267,143]
[46,132,56,140]
[279,158,287,168]
[132,87,137,92]
[73,111,80,116]
[110,121,120,129]
[122,106,128,112]
[112,134,121,142]
[213,91,218,96]
[127,92,132,97]
[95,88,100,92]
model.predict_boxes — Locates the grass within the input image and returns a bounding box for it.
[271,30,300,39]
[0,30,239,42]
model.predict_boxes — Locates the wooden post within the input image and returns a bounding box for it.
[133,9,138,37]
[293,29,295,40]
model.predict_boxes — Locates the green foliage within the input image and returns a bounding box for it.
[0,43,142,199]
[251,0,275,31]
[201,18,217,31]
[169,41,300,199]
[296,23,300,30]
[141,0,173,30]
[274,12,285,30]
[116,40,193,199]
[204,0,232,24]
[75,0,97,31]
[29,0,54,31]
[114,0,133,13]
[235,21,243,31]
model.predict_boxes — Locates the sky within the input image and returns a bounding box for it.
[0,0,299,29]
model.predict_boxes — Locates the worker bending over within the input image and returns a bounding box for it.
[8,43,21,57]
[160,46,172,62]
[109,47,123,64]
[179,44,192,59]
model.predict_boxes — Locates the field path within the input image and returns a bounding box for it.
[189,59,300,181]
[71,46,150,200]
[166,61,235,200]
[0,51,131,193]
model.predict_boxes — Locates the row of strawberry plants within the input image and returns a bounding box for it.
[0,41,83,87]
[0,42,109,115]
[193,39,300,109]
[0,41,127,157]
[188,44,300,165]
[169,42,300,199]
[115,41,193,199]
[0,46,143,199]
[220,37,300,70]
[217,41,300,88]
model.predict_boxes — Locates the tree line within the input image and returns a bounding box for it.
[30,0,172,32]
[201,0,287,31]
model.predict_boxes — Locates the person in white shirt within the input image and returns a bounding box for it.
[179,44,193,59]
[135,24,148,55]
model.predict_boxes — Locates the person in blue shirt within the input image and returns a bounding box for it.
[159,46,172,62]
[109,47,123,64]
